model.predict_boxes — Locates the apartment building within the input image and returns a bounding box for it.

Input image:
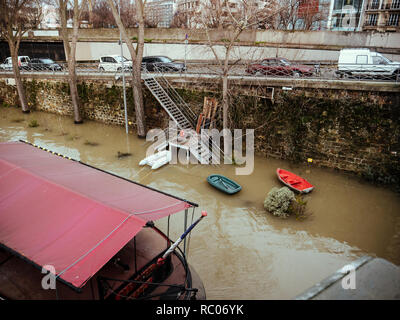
[175,0,271,28]
[326,0,366,31]
[145,0,177,28]
[363,0,400,31]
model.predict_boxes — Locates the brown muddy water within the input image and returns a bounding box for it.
[1,107,400,300]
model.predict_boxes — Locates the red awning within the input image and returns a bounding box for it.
[0,141,194,289]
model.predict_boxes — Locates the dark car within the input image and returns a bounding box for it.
[28,58,63,71]
[246,58,315,77]
[142,56,186,72]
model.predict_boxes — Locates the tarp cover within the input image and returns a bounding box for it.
[0,142,192,289]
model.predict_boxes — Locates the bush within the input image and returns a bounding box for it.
[264,187,295,218]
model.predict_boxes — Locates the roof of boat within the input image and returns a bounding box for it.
[0,141,196,290]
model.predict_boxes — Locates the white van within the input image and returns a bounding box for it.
[337,49,400,79]
[0,56,30,70]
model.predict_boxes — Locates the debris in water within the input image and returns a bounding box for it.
[288,195,313,221]
[117,151,132,159]
[28,120,39,128]
[11,118,24,123]
[84,140,99,147]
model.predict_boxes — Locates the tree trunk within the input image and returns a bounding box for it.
[222,74,229,130]
[222,73,231,161]
[107,0,146,138]
[69,5,82,124]
[59,0,82,124]
[133,0,146,138]
[9,40,29,113]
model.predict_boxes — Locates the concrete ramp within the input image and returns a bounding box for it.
[295,256,400,300]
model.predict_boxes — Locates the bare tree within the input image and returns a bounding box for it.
[58,0,83,123]
[274,0,327,30]
[107,0,146,138]
[90,0,115,27]
[199,0,276,131]
[0,0,42,113]
[298,0,328,30]
[170,10,188,28]
[144,4,162,28]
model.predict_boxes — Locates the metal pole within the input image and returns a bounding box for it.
[184,34,188,76]
[183,208,188,256]
[119,4,129,134]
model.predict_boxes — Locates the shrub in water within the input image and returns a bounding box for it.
[264,187,295,218]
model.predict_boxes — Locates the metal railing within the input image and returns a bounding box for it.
[0,60,399,82]
[141,64,224,164]
[145,64,198,127]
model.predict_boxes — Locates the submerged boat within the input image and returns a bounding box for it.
[207,174,242,195]
[276,168,314,193]
[0,141,206,300]
[139,149,171,170]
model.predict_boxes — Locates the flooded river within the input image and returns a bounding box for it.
[1,107,399,299]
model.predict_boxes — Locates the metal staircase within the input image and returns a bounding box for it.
[142,67,222,165]
[143,77,193,130]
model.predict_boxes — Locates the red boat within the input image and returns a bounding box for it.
[276,168,314,193]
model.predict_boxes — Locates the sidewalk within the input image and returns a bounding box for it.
[295,256,400,300]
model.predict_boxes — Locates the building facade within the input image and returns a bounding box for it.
[326,0,366,31]
[362,0,400,31]
[146,0,177,27]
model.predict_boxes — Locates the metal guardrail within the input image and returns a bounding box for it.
[0,61,399,82]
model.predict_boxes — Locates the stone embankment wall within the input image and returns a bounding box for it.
[0,78,399,189]
[0,79,169,130]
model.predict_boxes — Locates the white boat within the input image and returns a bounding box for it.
[139,149,172,170]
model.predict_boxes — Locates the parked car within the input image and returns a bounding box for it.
[337,48,400,80]
[0,56,30,70]
[246,58,315,77]
[98,55,132,72]
[28,58,63,71]
[142,56,186,72]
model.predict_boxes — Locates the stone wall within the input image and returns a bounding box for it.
[0,78,169,130]
[230,88,400,189]
[0,78,399,190]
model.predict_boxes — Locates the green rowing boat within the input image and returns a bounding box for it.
[207,174,242,195]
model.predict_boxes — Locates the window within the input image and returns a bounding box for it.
[392,0,400,9]
[41,59,54,64]
[387,13,399,26]
[114,56,128,63]
[366,13,378,26]
[158,57,172,63]
[356,55,368,64]
[279,58,291,66]
[372,55,385,64]
[370,0,379,9]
